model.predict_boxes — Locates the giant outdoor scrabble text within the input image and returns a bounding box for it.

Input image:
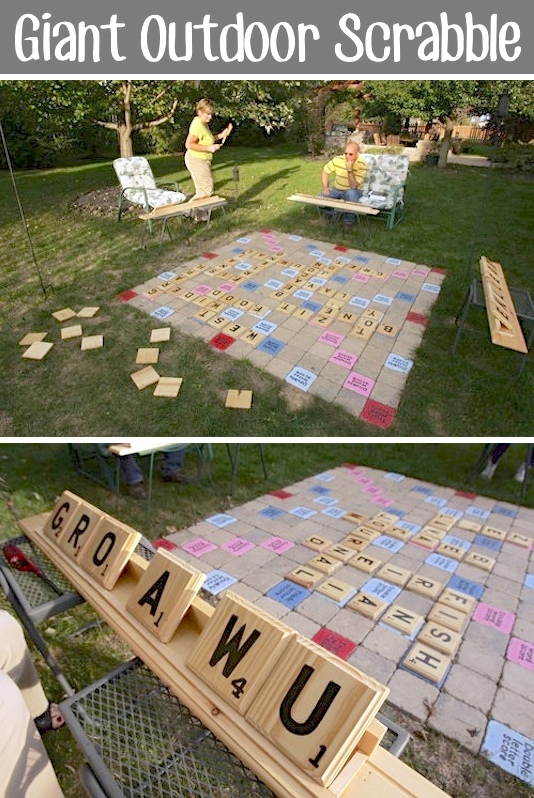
[21,491,452,798]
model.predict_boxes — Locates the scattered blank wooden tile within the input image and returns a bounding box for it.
[52,308,76,322]
[81,335,104,351]
[150,327,171,343]
[225,389,253,409]
[19,332,48,346]
[61,324,83,340]
[136,347,160,364]
[153,377,183,398]
[130,366,160,390]
[77,306,100,318]
[22,341,54,360]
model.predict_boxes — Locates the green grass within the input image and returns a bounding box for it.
[1,441,532,798]
[1,145,534,435]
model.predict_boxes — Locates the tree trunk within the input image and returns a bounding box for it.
[118,123,134,157]
[438,117,454,168]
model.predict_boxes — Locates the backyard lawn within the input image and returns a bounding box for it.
[1,145,533,436]
[0,441,532,798]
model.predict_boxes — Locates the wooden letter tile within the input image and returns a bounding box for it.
[349,554,382,574]
[78,517,141,590]
[406,574,443,600]
[376,563,411,587]
[427,602,469,634]
[286,565,324,589]
[315,578,355,604]
[463,551,496,572]
[308,554,342,575]
[439,588,477,616]
[401,642,451,685]
[417,621,462,657]
[126,550,204,642]
[302,535,333,553]
[246,634,388,785]
[187,592,293,714]
[347,592,388,621]
[43,491,85,540]
[380,605,424,637]
[57,502,106,559]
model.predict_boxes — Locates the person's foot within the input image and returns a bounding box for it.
[514,464,527,483]
[34,702,65,735]
[128,482,147,499]
[481,461,497,479]
[162,470,190,485]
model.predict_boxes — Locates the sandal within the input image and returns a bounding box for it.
[34,702,65,734]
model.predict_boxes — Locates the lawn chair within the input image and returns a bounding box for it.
[113,156,186,232]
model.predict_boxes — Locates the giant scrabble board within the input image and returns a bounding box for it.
[163,463,534,787]
[121,230,446,428]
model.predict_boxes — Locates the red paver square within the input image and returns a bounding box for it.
[117,290,137,302]
[153,538,177,551]
[209,333,236,350]
[431,267,448,275]
[270,490,293,499]
[312,628,357,660]
[334,244,348,252]
[360,399,396,429]
[406,311,428,326]
[202,252,219,260]
[455,490,477,499]
[260,228,272,233]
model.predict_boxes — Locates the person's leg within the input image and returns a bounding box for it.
[118,455,147,498]
[0,610,49,719]
[184,151,214,220]
[160,450,187,483]
[481,443,510,479]
[0,671,64,798]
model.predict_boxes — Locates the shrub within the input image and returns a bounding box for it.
[493,143,534,172]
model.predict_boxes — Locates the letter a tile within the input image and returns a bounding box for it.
[126,550,204,642]
[187,592,294,714]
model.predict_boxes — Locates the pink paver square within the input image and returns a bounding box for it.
[117,290,137,302]
[312,628,357,661]
[202,252,218,259]
[330,349,358,369]
[222,537,256,556]
[360,399,396,429]
[194,284,212,295]
[182,538,218,556]
[343,371,375,397]
[473,602,515,634]
[218,283,235,292]
[352,273,370,283]
[270,490,293,499]
[261,536,295,554]
[392,269,410,279]
[319,330,346,347]
[209,333,236,350]
[406,312,429,326]
[507,637,534,670]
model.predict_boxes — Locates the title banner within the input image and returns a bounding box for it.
[1,0,533,75]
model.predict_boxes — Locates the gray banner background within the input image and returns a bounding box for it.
[1,0,532,74]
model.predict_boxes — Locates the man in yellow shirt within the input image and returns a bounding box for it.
[321,141,367,224]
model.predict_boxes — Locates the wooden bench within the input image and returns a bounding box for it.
[139,195,228,244]
[288,193,380,225]
[453,256,534,376]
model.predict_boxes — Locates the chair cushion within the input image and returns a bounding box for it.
[113,157,186,209]
[360,154,409,210]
